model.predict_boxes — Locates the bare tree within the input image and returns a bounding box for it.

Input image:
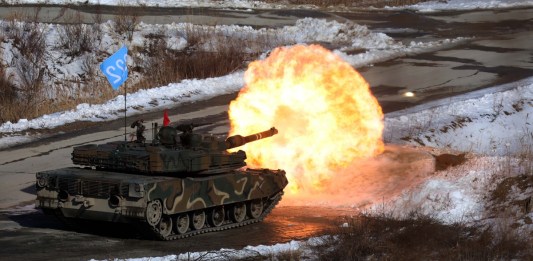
[114,4,139,41]
[57,11,96,56]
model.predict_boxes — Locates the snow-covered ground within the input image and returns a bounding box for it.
[3,0,533,11]
[385,77,532,156]
[0,17,467,147]
[1,0,532,260]
[88,237,326,261]
[387,0,533,12]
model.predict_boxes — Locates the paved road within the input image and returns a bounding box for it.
[350,8,533,112]
[0,204,353,261]
[0,4,340,26]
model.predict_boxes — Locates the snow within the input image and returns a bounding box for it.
[1,0,532,260]
[0,72,245,137]
[1,0,286,9]
[373,156,497,224]
[0,17,467,147]
[88,237,327,261]
[388,0,533,12]
[3,0,533,11]
[385,77,533,156]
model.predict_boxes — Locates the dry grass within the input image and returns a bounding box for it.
[487,139,533,243]
[517,128,533,174]
[0,6,275,125]
[311,213,533,261]
[0,62,19,123]
[264,0,430,8]
[2,0,390,126]
[129,24,266,92]
[114,3,139,41]
[1,9,48,122]
[0,8,111,122]
[56,11,97,56]
[315,142,533,261]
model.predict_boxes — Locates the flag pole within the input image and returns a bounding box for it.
[124,82,127,142]
[100,45,129,142]
[123,48,128,143]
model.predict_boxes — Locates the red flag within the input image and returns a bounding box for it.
[163,109,170,126]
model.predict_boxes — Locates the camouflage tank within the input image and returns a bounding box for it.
[35,123,288,240]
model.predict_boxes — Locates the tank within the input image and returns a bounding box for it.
[35,123,288,240]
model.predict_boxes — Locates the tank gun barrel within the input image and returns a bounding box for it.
[225,127,278,149]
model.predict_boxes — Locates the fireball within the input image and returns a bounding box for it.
[229,44,384,196]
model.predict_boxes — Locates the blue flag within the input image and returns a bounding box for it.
[100,46,128,90]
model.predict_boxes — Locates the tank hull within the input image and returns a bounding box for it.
[71,141,248,174]
[36,167,287,239]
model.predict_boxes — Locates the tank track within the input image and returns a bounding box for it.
[44,192,283,240]
[146,191,284,241]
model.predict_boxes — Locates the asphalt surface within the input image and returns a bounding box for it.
[0,205,351,261]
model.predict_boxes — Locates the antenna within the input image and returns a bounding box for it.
[153,122,159,145]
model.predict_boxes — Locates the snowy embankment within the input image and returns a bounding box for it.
[1,0,285,9]
[4,0,533,11]
[377,76,532,228]
[387,0,533,12]
[385,76,533,156]
[0,18,466,149]
[88,237,326,261]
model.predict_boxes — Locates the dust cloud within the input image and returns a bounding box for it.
[279,145,436,208]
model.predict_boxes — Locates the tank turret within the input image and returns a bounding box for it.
[71,124,278,175]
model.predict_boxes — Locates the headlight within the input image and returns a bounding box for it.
[36,175,48,188]
[58,190,69,202]
[109,195,122,208]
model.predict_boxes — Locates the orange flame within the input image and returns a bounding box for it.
[229,45,384,196]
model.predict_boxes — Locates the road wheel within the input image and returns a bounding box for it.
[158,215,172,237]
[208,206,225,227]
[146,200,162,227]
[248,199,263,219]
[191,211,205,230]
[175,214,189,235]
[230,203,247,223]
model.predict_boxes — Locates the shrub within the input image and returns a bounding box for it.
[56,11,96,56]
[114,4,139,41]
[264,0,430,8]
[311,213,533,260]
[3,17,47,120]
[0,8,281,125]
[0,60,18,123]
